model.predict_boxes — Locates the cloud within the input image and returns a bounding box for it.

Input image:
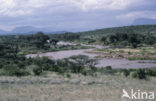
[117,11,156,20]
[0,0,155,31]
[0,0,140,17]
[0,0,59,16]
[75,0,134,11]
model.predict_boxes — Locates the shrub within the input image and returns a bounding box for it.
[68,55,97,73]
[14,70,30,77]
[146,69,156,77]
[105,66,112,70]
[55,59,70,73]
[120,69,130,77]
[130,72,137,78]
[130,69,146,79]
[2,64,29,76]
[68,55,89,73]
[66,73,71,78]
[136,69,146,79]
[33,66,43,76]
[82,70,95,76]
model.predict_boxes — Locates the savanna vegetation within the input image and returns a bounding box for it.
[0,25,156,79]
[0,25,156,101]
[0,32,89,55]
[0,33,97,76]
[50,25,156,45]
[0,32,93,76]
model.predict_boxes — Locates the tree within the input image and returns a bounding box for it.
[33,32,50,48]
[101,37,107,45]
[108,35,117,43]
[68,55,97,73]
[50,39,59,47]
[128,34,140,48]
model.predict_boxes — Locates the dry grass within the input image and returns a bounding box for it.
[0,73,156,101]
[86,47,156,60]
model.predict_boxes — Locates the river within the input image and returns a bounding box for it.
[26,44,156,69]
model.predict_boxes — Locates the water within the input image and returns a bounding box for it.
[26,48,156,68]
[97,58,156,68]
[26,43,156,69]
[26,49,97,60]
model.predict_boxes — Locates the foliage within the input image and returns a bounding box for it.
[105,66,112,70]
[2,64,29,76]
[145,69,156,77]
[130,72,138,78]
[101,33,156,48]
[130,69,146,79]
[120,69,130,77]
[33,66,43,76]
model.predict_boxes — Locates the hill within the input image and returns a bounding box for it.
[76,25,156,40]
[0,26,67,35]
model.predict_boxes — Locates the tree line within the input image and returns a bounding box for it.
[101,33,156,48]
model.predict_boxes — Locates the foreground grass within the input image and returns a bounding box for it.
[0,73,156,101]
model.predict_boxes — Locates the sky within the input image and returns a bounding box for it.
[0,0,156,32]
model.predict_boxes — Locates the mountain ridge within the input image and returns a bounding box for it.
[0,26,67,35]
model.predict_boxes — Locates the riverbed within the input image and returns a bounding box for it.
[26,47,156,69]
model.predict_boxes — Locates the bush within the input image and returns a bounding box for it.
[120,69,130,77]
[146,69,156,77]
[2,64,29,76]
[33,66,43,76]
[68,55,97,73]
[105,66,112,70]
[81,70,95,76]
[68,55,89,73]
[136,69,146,79]
[66,73,71,78]
[130,72,137,78]
[130,69,146,79]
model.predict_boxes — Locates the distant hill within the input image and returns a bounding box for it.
[132,18,156,25]
[0,29,8,35]
[77,25,156,40]
[0,26,67,35]
[12,26,40,33]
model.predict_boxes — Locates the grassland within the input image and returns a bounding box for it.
[19,44,90,55]
[86,46,156,60]
[0,73,156,101]
[1,25,156,101]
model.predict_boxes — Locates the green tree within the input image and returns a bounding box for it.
[33,32,49,48]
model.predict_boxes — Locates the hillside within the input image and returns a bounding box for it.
[76,25,156,40]
[0,26,67,35]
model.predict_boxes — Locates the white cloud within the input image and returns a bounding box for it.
[0,0,154,31]
[0,0,59,16]
[75,0,133,11]
[117,11,156,20]
[0,0,141,17]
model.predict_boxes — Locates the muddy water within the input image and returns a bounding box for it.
[26,49,156,68]
[97,58,156,68]
[26,49,97,60]
[26,43,156,69]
